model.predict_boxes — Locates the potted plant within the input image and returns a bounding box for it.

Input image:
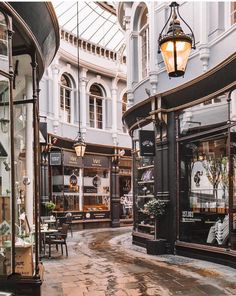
[144,199,169,255]
[44,201,56,216]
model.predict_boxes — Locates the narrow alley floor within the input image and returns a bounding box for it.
[42,227,236,296]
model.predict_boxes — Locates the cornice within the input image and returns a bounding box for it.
[58,48,126,81]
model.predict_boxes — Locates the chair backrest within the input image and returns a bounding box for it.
[61,223,69,238]
[65,212,73,223]
[41,216,50,223]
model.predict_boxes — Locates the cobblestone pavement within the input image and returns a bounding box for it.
[42,227,236,296]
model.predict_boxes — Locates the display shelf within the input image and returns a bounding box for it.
[83,193,110,196]
[137,180,154,184]
[137,195,154,198]
[137,165,154,170]
[138,223,154,228]
[133,153,155,238]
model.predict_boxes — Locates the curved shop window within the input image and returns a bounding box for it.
[0,7,42,279]
[0,76,11,275]
[178,92,236,249]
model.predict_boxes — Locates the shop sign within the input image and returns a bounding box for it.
[50,152,62,166]
[139,130,155,156]
[63,151,83,167]
[84,155,109,168]
[84,211,110,220]
[84,186,97,193]
[181,211,201,222]
[73,213,84,220]
[92,175,101,188]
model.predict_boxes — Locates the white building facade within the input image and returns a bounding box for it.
[39,21,132,228]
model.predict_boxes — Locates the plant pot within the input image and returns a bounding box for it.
[146,239,167,255]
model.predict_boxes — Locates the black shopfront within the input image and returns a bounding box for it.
[123,53,236,268]
[42,136,132,229]
[0,2,59,295]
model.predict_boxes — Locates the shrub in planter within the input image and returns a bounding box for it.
[44,201,56,215]
[144,199,169,239]
[144,199,169,255]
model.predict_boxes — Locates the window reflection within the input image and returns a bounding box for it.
[180,137,229,246]
[179,94,228,136]
[0,76,11,275]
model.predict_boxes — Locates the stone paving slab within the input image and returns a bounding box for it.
[42,227,236,296]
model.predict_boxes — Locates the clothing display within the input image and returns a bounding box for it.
[206,215,229,245]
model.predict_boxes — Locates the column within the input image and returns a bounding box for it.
[79,168,83,211]
[80,68,88,135]
[123,4,134,108]
[25,76,34,226]
[111,151,120,228]
[199,2,210,72]
[148,2,158,94]
[111,78,118,145]
[51,63,60,133]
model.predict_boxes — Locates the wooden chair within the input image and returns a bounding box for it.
[65,212,73,237]
[46,224,69,257]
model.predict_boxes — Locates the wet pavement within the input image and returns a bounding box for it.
[42,227,236,296]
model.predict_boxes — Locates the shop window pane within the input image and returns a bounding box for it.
[179,95,228,136]
[0,76,11,275]
[179,137,229,247]
[83,168,110,212]
[231,128,236,249]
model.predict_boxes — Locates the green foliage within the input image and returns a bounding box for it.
[44,201,56,211]
[144,199,168,217]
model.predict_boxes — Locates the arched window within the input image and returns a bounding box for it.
[122,92,128,133]
[89,83,104,129]
[60,74,72,123]
[139,7,149,79]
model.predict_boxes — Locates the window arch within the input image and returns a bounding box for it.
[60,73,72,123]
[139,6,149,79]
[89,83,105,129]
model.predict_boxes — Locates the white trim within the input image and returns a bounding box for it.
[86,77,111,98]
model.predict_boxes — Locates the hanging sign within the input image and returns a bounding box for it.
[139,130,155,156]
[63,151,83,167]
[84,155,109,168]
[50,152,61,166]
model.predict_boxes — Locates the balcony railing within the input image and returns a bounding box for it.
[60,29,126,64]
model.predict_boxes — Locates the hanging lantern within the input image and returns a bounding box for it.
[158,2,196,78]
[74,2,86,158]
[0,118,9,134]
[74,133,86,157]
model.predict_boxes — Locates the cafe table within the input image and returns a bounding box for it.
[34,228,58,257]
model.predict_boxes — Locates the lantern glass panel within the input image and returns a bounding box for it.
[75,143,86,157]
[160,40,191,76]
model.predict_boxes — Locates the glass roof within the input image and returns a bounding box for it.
[53,1,124,52]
